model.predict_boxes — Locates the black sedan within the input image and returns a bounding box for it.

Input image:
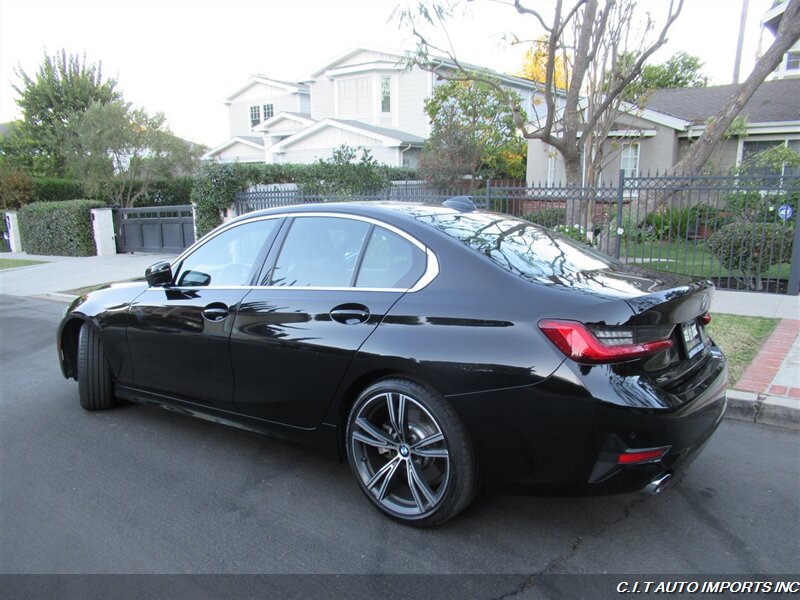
[57,199,727,526]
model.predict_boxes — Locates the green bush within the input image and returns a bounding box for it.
[723,191,799,224]
[191,157,420,237]
[0,166,34,209]
[524,207,566,228]
[707,222,793,284]
[132,177,194,207]
[0,217,10,252]
[645,207,693,240]
[31,178,86,203]
[18,199,105,256]
[553,223,593,245]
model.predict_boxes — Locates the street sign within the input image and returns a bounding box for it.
[777,204,794,221]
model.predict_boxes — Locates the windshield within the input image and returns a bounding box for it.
[415,211,618,283]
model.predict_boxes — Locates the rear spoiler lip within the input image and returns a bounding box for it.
[624,278,715,325]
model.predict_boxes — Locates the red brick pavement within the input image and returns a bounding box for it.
[735,319,800,397]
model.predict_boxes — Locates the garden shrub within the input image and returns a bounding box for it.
[524,207,566,228]
[132,177,195,207]
[553,223,593,245]
[18,199,105,256]
[707,222,793,286]
[0,166,34,209]
[31,178,86,203]
[191,153,420,238]
[723,191,799,224]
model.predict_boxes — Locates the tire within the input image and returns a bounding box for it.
[345,378,478,527]
[77,323,116,411]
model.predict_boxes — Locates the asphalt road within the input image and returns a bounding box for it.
[1,295,798,595]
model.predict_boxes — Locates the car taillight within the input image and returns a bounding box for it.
[701,313,712,326]
[538,319,673,364]
[617,446,670,465]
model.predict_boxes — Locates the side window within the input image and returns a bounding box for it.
[175,219,277,287]
[356,227,427,289]
[271,217,370,287]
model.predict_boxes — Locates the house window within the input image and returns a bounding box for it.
[249,105,261,128]
[546,154,557,185]
[786,140,800,177]
[263,104,274,120]
[620,143,640,178]
[381,76,391,113]
[787,51,800,71]
[338,76,372,117]
[742,140,784,176]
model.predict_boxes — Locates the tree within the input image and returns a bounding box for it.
[418,80,526,189]
[399,0,684,190]
[65,100,201,207]
[4,50,120,176]
[623,51,708,102]
[671,0,800,178]
[515,36,569,89]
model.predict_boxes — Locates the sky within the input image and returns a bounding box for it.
[0,0,775,148]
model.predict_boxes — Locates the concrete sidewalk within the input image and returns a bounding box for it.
[0,251,175,300]
[2,251,798,429]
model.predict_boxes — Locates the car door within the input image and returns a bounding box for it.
[126,216,282,410]
[230,214,430,427]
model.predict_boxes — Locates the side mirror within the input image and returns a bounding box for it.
[145,261,173,287]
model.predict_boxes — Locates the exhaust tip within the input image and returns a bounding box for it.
[643,472,673,496]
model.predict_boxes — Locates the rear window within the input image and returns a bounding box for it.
[415,211,617,282]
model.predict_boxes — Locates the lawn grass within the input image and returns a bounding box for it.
[0,258,46,270]
[706,313,780,384]
[619,239,791,279]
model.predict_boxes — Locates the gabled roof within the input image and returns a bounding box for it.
[268,119,424,154]
[224,76,309,105]
[304,44,545,92]
[202,136,265,160]
[645,79,800,124]
[254,111,316,133]
[306,44,405,79]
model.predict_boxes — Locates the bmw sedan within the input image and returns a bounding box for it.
[57,199,727,526]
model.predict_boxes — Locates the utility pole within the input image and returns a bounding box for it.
[732,0,750,83]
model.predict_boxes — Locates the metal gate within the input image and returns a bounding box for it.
[114,205,195,253]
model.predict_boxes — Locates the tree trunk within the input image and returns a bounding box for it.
[630,0,800,221]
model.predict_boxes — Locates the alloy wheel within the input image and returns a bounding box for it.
[349,391,451,518]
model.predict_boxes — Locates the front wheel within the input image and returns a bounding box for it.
[345,378,478,527]
[77,323,116,411]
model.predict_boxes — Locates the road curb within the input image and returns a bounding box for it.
[726,389,800,431]
[35,292,76,304]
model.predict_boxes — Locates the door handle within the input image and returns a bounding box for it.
[330,303,370,325]
[202,303,229,321]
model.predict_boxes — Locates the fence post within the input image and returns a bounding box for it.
[485,179,490,209]
[788,218,800,295]
[614,169,625,259]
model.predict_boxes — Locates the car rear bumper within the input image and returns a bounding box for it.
[447,348,728,494]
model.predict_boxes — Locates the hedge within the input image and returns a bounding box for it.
[18,199,105,256]
[191,161,420,237]
[31,178,86,203]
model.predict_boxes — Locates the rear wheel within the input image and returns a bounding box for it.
[346,378,477,527]
[77,323,116,411]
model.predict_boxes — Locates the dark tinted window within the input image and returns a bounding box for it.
[415,211,615,282]
[356,227,426,289]
[176,219,276,287]
[271,217,370,287]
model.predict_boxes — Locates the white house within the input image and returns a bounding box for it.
[203,45,547,167]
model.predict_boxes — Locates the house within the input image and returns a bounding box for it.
[203,46,546,167]
[526,78,800,184]
[764,0,799,80]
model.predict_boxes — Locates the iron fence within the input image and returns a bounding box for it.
[232,173,799,295]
